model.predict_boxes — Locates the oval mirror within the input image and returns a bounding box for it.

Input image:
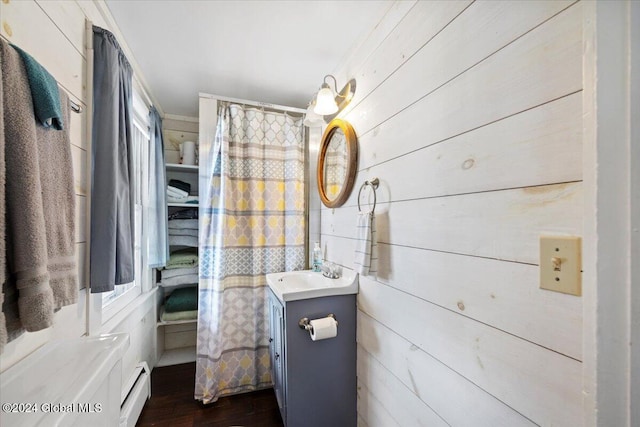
[317,119,358,208]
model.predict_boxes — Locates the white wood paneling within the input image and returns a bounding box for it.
[358,278,582,425]
[75,195,87,243]
[71,145,88,195]
[331,0,417,97]
[345,1,576,135]
[357,382,401,427]
[35,0,86,57]
[346,93,582,207]
[324,182,582,265]
[340,0,472,119]
[357,313,536,427]
[1,0,85,101]
[353,2,582,171]
[373,242,582,359]
[357,352,447,427]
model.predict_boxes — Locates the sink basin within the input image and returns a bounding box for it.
[266,269,358,302]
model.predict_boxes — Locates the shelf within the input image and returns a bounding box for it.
[168,202,199,207]
[166,163,198,172]
[157,318,197,327]
[156,347,196,367]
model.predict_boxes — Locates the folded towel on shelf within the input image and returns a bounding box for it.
[169,228,198,238]
[165,248,198,269]
[167,185,188,198]
[159,306,197,322]
[168,219,198,230]
[161,266,198,280]
[167,195,198,204]
[164,286,198,312]
[160,274,198,288]
[169,179,190,194]
[11,44,63,130]
[354,211,378,276]
[169,234,198,247]
[169,209,198,220]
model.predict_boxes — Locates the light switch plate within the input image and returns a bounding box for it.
[540,236,582,296]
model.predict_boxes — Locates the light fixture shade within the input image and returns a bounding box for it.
[303,103,324,127]
[314,87,339,115]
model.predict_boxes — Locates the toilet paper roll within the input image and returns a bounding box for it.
[309,316,338,341]
[181,141,197,165]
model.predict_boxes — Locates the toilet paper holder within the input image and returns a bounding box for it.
[298,314,338,332]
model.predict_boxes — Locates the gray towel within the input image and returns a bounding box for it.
[36,90,77,309]
[1,39,54,335]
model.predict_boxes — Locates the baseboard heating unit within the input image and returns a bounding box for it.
[119,362,151,427]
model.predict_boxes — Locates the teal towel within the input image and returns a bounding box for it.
[11,44,64,130]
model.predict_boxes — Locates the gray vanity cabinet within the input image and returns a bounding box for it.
[267,289,356,427]
[268,292,286,421]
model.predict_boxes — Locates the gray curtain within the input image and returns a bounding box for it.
[90,26,134,293]
[147,107,168,268]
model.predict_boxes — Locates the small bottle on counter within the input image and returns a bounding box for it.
[312,242,323,272]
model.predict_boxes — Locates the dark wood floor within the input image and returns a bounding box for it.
[136,362,284,427]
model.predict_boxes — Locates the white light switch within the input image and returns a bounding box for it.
[540,236,582,296]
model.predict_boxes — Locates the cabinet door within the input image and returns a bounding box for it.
[269,295,285,415]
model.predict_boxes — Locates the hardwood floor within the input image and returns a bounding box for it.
[136,362,284,427]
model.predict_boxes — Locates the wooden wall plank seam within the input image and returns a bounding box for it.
[357,282,582,426]
[357,313,538,427]
[357,351,449,426]
[322,182,582,265]
[351,2,582,171]
[343,93,583,208]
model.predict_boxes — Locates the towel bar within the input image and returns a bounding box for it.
[357,178,379,214]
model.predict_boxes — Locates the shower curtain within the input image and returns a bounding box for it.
[195,103,306,403]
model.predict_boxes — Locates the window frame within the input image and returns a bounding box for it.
[100,89,151,322]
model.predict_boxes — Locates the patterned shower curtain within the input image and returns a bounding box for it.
[195,103,306,403]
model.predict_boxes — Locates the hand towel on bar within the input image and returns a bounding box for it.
[354,211,378,276]
[11,44,63,130]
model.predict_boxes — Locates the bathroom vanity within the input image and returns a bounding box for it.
[266,270,358,427]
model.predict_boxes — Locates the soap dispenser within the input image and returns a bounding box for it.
[312,242,323,272]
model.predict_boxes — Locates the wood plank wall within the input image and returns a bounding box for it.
[321,1,584,425]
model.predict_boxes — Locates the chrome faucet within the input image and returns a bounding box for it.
[320,262,342,279]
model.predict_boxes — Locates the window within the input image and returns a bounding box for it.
[101,90,150,314]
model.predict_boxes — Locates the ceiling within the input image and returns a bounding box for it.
[106,0,393,118]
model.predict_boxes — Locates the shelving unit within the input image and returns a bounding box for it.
[156,160,199,367]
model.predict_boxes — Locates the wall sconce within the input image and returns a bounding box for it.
[304,75,356,126]
[303,98,324,127]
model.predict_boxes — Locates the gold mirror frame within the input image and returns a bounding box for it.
[317,118,358,208]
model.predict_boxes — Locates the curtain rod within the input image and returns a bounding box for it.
[199,92,306,114]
